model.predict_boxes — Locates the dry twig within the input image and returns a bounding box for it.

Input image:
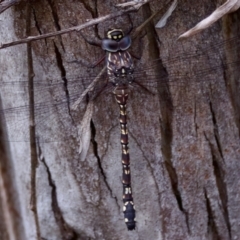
[0,2,146,50]
[0,0,20,14]
[116,0,149,9]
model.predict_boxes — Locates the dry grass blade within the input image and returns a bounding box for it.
[179,0,240,39]
[78,101,94,160]
[155,0,178,28]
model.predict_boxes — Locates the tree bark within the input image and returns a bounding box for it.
[0,0,240,239]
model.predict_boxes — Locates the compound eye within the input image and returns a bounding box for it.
[119,35,131,51]
[102,39,118,52]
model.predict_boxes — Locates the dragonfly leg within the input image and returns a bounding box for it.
[66,57,92,68]
[68,29,105,67]
[78,29,102,47]
[125,13,134,35]
[67,54,105,68]
[129,51,141,60]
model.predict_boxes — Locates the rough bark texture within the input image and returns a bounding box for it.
[0,0,240,239]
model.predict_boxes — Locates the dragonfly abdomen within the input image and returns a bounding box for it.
[114,87,136,230]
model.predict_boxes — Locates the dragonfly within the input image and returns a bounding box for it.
[0,28,239,231]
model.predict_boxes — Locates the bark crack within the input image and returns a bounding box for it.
[77,0,102,47]
[79,0,98,18]
[31,5,49,48]
[140,2,190,234]
[204,133,231,239]
[39,150,78,240]
[163,159,190,234]
[90,120,120,209]
[53,42,73,120]
[209,100,224,160]
[193,98,198,137]
[31,7,42,35]
[204,188,220,239]
[46,0,61,31]
[26,3,41,238]
[46,0,65,51]
[128,131,163,232]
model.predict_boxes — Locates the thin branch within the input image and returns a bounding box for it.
[116,0,149,9]
[0,0,20,14]
[0,4,145,50]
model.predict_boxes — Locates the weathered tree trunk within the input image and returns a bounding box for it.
[0,0,240,239]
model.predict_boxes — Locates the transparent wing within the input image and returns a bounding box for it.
[0,70,109,143]
[0,35,239,143]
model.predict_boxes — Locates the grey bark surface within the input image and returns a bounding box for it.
[0,0,240,240]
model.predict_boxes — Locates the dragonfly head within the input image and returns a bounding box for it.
[107,29,124,42]
[102,29,131,52]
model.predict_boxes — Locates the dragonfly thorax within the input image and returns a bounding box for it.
[115,66,133,77]
[107,51,134,86]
